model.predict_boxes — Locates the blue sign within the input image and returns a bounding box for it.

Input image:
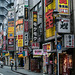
[57,43,61,50]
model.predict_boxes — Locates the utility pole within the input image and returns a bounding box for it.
[41,0,44,42]
[14,6,17,70]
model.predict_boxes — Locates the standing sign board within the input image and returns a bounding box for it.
[57,18,70,33]
[64,34,74,48]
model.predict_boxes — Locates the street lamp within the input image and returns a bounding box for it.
[53,10,59,75]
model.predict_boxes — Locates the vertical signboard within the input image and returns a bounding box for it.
[64,34,74,48]
[45,0,56,40]
[24,7,28,19]
[58,0,70,15]
[33,11,38,42]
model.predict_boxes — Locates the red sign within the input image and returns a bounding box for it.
[45,9,53,29]
[63,55,70,75]
[32,42,39,49]
[24,21,28,32]
[18,35,23,39]
[59,0,67,4]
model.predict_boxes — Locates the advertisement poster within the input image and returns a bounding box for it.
[58,0,69,15]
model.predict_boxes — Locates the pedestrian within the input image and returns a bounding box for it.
[11,61,14,70]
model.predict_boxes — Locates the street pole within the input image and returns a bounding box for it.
[41,0,44,42]
[55,17,59,75]
[14,7,17,70]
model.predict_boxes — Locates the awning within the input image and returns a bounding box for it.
[18,54,23,58]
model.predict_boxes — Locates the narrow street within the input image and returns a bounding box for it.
[0,66,21,75]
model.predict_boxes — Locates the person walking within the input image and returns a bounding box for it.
[11,60,14,70]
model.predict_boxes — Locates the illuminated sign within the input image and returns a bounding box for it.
[46,9,53,29]
[58,0,69,15]
[25,7,28,19]
[33,11,38,42]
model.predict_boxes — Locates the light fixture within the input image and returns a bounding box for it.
[53,10,59,17]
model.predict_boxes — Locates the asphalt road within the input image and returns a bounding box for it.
[0,66,21,75]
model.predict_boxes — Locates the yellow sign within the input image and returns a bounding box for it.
[58,0,69,15]
[8,27,14,33]
[46,26,55,38]
[18,39,23,47]
[8,33,14,38]
[45,0,56,38]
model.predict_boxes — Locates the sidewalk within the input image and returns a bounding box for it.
[12,67,44,75]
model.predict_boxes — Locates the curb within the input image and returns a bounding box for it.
[12,70,28,75]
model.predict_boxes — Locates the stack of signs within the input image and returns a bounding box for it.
[24,1,29,47]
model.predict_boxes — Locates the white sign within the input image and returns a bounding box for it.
[18,4,24,17]
[33,49,43,55]
[57,18,70,33]
[25,32,28,46]
[25,0,28,7]
[64,34,74,48]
